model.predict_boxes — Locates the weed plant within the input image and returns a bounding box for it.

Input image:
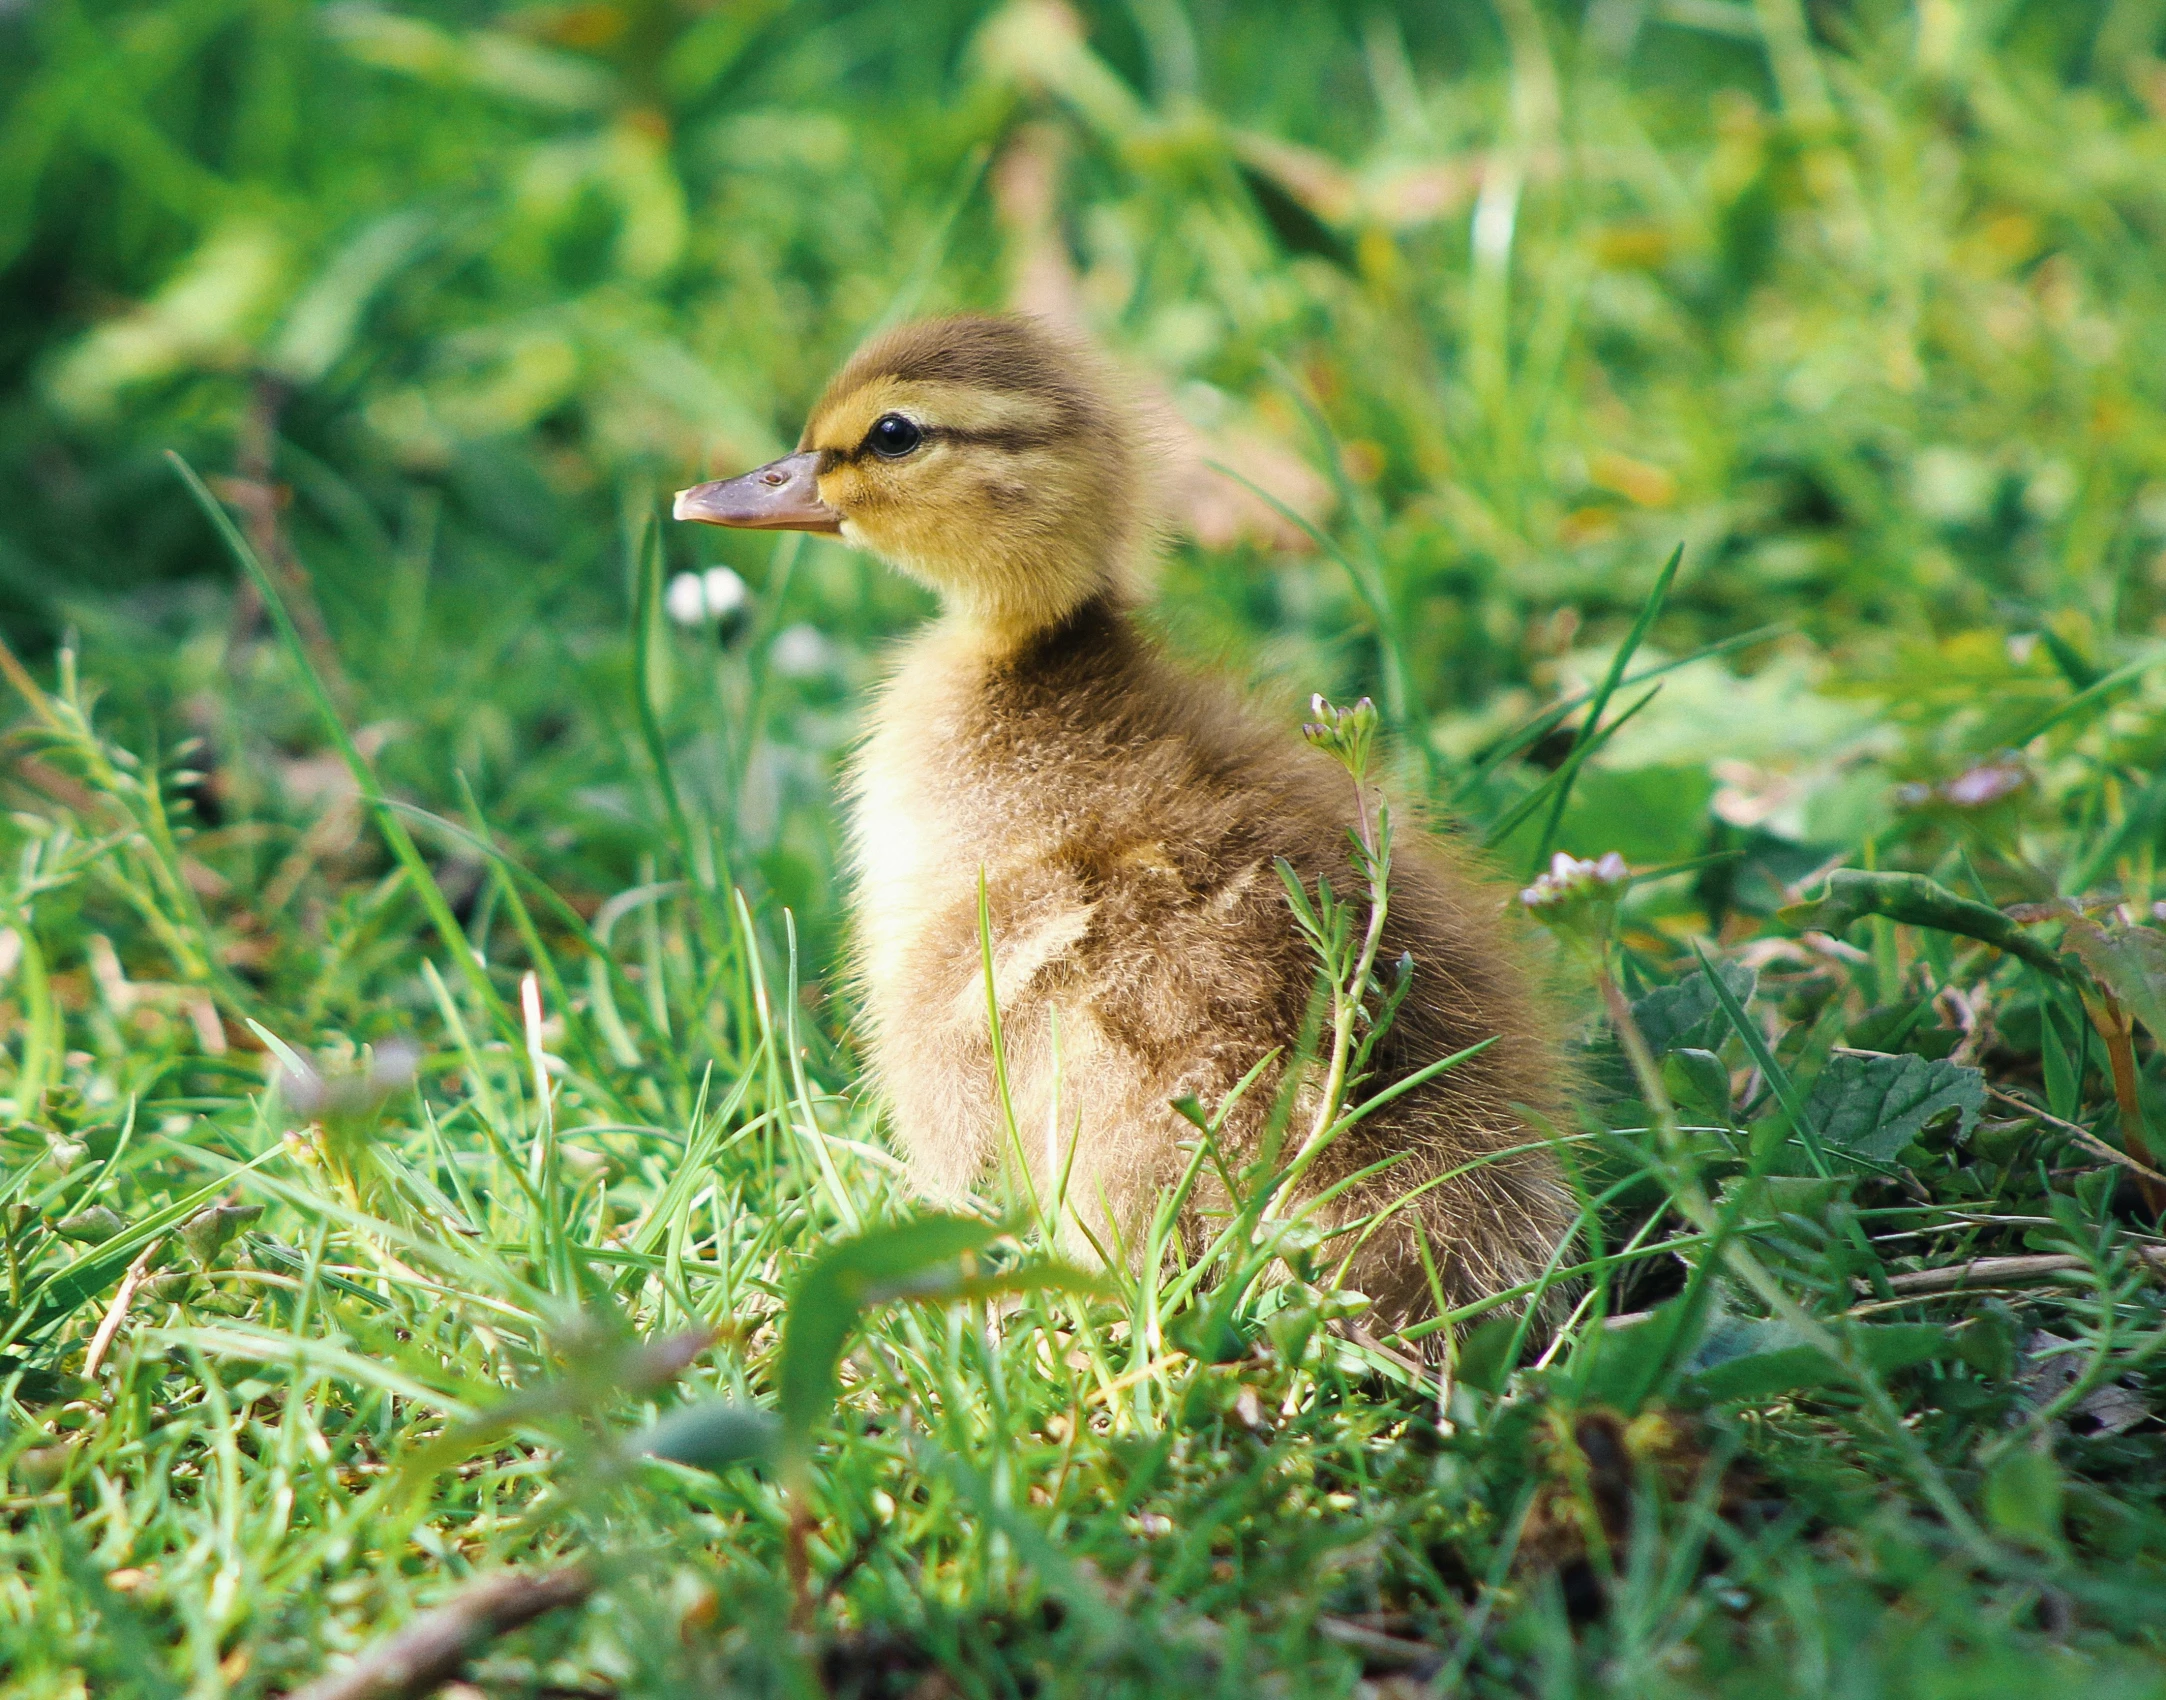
[5,2,2166,1696]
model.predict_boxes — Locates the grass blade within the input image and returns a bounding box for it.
[167,452,510,1035]
[1524,543,1684,875]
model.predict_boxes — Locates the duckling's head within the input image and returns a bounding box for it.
[675,315,1155,638]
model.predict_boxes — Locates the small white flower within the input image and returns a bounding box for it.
[664,570,708,627]
[770,623,832,678]
[666,566,752,626]
[701,565,748,617]
[1519,851,1631,933]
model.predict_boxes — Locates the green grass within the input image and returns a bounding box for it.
[7,1,2166,1694]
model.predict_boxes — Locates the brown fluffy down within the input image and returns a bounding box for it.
[846,602,1574,1332]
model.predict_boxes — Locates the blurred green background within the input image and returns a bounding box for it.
[6,0,2166,957]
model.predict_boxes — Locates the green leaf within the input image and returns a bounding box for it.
[1663,1047,1732,1118]
[1752,1175,1847,1220]
[52,1207,126,1245]
[1454,1315,1522,1394]
[639,1401,780,1474]
[1804,1052,1985,1165]
[774,1215,1102,1477]
[1566,1300,1705,1413]
[1555,764,1718,869]
[2036,625,2103,691]
[178,1202,264,1269]
[2041,1001,2086,1122]
[1984,1447,2065,1548]
[1685,1318,1949,1402]
[1953,1311,2016,1379]
[2061,916,2166,1048]
[778,1215,999,1455]
[1631,962,1758,1056]
[1693,943,1835,1179]
[1779,869,2065,978]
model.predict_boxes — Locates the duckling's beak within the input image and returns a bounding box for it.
[672,452,843,533]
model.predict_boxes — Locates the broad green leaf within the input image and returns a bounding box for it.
[1630,962,1757,1057]
[2061,916,2166,1048]
[1685,1318,1949,1402]
[1663,1047,1731,1117]
[1564,1299,1705,1414]
[639,1401,780,1474]
[775,1215,1102,1476]
[1805,1052,1985,1165]
[1756,1175,1846,1218]
[1453,1315,1522,1394]
[778,1215,1002,1457]
[1984,1447,2065,1549]
[1556,764,1717,869]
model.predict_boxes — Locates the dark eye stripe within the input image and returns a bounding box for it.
[825,421,1067,466]
[940,424,1063,453]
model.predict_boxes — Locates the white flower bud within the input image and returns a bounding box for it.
[771,623,833,678]
[701,566,748,617]
[664,571,708,627]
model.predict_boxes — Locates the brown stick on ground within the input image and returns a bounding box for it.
[1985,1085,2166,1186]
[80,1243,158,1379]
[1865,1247,2166,1298]
[286,1565,595,1700]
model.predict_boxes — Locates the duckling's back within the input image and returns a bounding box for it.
[847,594,1571,1327]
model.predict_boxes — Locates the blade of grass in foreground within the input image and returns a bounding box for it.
[1692,940,1837,1181]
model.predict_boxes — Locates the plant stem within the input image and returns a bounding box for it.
[2090,990,2166,1217]
[1272,808,1390,1214]
[1595,958,1679,1149]
[784,1495,814,1633]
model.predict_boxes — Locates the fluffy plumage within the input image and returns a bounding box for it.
[677,313,1573,1326]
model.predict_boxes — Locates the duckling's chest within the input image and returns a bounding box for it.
[844,630,1114,1000]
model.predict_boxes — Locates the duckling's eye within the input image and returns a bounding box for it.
[867,414,923,459]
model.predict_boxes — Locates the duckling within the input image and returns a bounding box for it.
[675,314,1571,1326]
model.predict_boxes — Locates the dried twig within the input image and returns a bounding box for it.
[1317,1614,1439,1671]
[1985,1086,2166,1186]
[1868,1248,2166,1298]
[81,1245,158,1379]
[1332,1317,1429,1381]
[287,1565,596,1700]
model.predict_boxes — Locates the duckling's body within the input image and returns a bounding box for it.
[678,314,1570,1325]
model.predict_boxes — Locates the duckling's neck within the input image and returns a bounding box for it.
[920,533,1134,652]
[941,580,1131,667]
